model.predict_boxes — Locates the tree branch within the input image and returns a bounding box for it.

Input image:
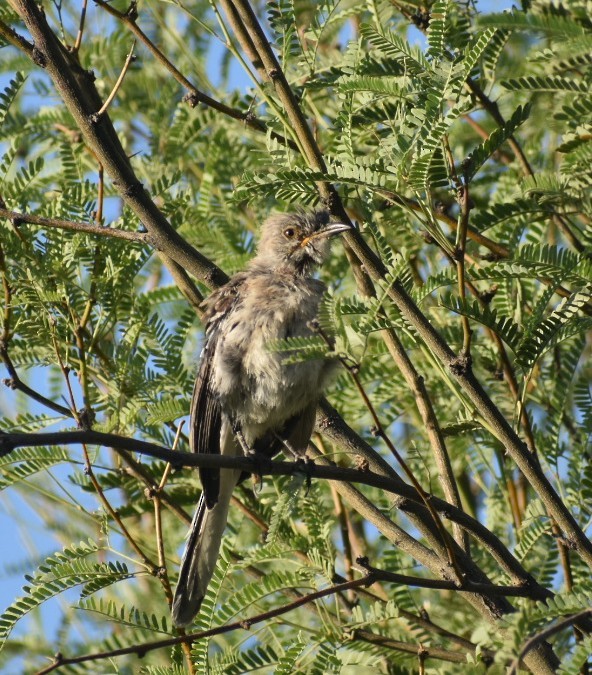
[0,342,72,418]
[357,559,543,598]
[509,608,592,675]
[0,207,150,242]
[91,0,297,151]
[0,427,554,603]
[0,16,35,55]
[354,628,492,666]
[9,0,227,289]
[342,226,592,567]
[207,0,592,568]
[380,328,469,553]
[35,574,375,674]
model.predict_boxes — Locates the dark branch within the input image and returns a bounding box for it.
[0,343,73,418]
[11,0,227,289]
[0,208,150,243]
[357,559,541,598]
[354,629,492,666]
[35,574,374,674]
[0,427,555,603]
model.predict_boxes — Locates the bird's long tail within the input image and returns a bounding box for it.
[171,467,238,627]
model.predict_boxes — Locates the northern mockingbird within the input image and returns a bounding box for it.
[172,209,349,626]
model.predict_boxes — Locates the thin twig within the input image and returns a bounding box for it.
[355,629,486,666]
[52,325,159,572]
[72,0,88,53]
[34,574,375,674]
[153,422,184,591]
[456,177,473,358]
[69,286,94,416]
[0,17,35,56]
[0,342,73,417]
[463,114,513,164]
[329,475,355,584]
[93,40,136,119]
[376,187,589,310]
[0,243,11,343]
[78,392,157,572]
[465,276,577,578]
[91,0,296,150]
[95,163,104,224]
[223,0,331,191]
[0,428,524,555]
[0,244,73,417]
[0,208,150,242]
[81,438,158,571]
[442,134,472,359]
[465,77,585,252]
[116,447,191,524]
[466,78,534,177]
[379,327,469,553]
[357,558,542,597]
[375,187,510,259]
[151,424,196,669]
[419,645,427,673]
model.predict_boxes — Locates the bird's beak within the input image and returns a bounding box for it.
[300,222,351,247]
[320,222,352,237]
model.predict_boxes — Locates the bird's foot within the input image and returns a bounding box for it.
[293,455,315,495]
[247,449,273,496]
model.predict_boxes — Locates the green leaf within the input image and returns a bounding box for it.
[265,335,332,364]
[442,297,522,352]
[426,1,449,62]
[479,12,587,38]
[0,72,26,127]
[360,24,430,77]
[0,446,70,490]
[78,597,171,634]
[463,103,531,181]
[517,289,592,367]
[502,76,589,92]
[276,634,307,675]
[0,541,132,648]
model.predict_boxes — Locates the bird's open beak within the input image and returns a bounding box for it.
[300,222,351,248]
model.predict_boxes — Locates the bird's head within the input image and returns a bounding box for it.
[254,210,350,274]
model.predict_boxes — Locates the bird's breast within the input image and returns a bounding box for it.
[212,276,329,427]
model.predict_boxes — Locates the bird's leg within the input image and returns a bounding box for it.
[273,433,313,493]
[231,418,269,494]
[231,417,253,456]
[273,432,301,460]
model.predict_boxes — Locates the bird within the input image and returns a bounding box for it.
[171,209,350,626]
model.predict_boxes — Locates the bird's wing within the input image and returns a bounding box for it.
[189,341,221,509]
[189,276,245,509]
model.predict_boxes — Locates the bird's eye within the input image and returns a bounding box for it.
[284,227,296,239]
